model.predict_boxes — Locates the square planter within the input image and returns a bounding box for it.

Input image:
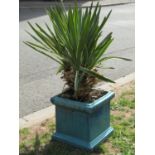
[50,91,115,150]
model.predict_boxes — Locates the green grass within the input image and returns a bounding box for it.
[19,83,135,155]
[19,128,30,136]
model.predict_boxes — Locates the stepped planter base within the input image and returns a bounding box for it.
[51,91,115,150]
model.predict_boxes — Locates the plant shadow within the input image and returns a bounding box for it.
[20,132,105,155]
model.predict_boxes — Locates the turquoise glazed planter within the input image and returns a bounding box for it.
[51,91,115,150]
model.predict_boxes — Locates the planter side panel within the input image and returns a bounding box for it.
[89,101,110,141]
[56,106,89,141]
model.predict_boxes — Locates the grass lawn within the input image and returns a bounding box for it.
[19,81,135,155]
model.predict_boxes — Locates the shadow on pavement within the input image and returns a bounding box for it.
[19,1,87,21]
[19,8,47,21]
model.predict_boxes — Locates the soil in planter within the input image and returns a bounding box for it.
[60,89,107,102]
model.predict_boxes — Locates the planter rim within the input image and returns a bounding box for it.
[50,91,115,113]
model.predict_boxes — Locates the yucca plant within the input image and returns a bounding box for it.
[24,2,131,101]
